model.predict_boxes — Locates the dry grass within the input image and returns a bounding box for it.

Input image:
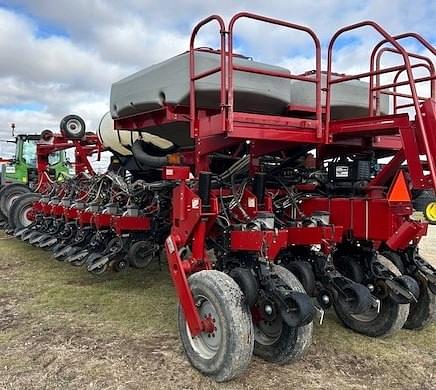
[0,230,435,389]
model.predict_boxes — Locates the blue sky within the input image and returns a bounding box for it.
[0,0,434,159]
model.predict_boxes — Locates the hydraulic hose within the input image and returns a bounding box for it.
[131,139,178,168]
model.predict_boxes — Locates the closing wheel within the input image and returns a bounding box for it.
[379,251,405,274]
[334,283,373,315]
[59,223,75,241]
[0,184,31,221]
[253,265,313,364]
[111,257,129,272]
[89,263,108,275]
[381,250,435,329]
[424,201,436,224]
[86,253,109,275]
[285,261,316,296]
[404,275,436,329]
[382,251,435,329]
[60,114,86,139]
[177,270,254,382]
[8,193,40,230]
[127,240,154,269]
[334,260,409,337]
[333,255,365,284]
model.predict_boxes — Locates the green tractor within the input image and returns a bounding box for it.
[0,131,70,225]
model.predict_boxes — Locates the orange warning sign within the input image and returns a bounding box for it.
[387,170,411,202]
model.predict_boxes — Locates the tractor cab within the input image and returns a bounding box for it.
[0,134,69,187]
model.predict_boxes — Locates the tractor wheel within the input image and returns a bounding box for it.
[8,193,40,230]
[253,265,313,364]
[177,270,254,382]
[0,183,31,220]
[60,114,86,139]
[334,259,409,337]
[0,185,5,222]
[423,201,436,225]
[381,251,436,329]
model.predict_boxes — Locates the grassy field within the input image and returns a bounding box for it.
[0,231,435,389]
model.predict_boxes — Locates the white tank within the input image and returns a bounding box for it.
[97,112,174,156]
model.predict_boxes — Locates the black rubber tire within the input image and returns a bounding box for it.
[60,114,86,139]
[412,190,435,212]
[403,276,436,330]
[334,260,409,337]
[40,129,54,142]
[285,261,316,296]
[0,185,5,221]
[380,251,406,274]
[0,183,31,220]
[333,255,365,284]
[8,193,40,230]
[253,265,313,364]
[111,257,129,273]
[177,270,254,382]
[335,283,373,315]
[89,263,108,275]
[128,240,153,269]
[229,267,259,307]
[381,250,435,329]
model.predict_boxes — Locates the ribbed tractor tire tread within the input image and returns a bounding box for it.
[0,183,31,220]
[8,193,40,230]
[177,270,254,382]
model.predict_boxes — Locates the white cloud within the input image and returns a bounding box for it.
[0,0,434,167]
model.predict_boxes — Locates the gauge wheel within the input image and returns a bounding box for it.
[60,114,86,139]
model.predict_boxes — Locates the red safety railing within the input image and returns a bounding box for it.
[227,12,322,138]
[326,21,436,187]
[189,15,227,138]
[372,33,435,114]
[327,22,432,128]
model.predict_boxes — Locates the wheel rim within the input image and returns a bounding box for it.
[66,119,83,136]
[19,205,33,227]
[132,243,154,266]
[185,295,222,359]
[109,238,123,255]
[114,259,128,271]
[425,201,436,222]
[254,314,283,346]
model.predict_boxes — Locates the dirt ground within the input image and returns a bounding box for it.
[0,227,435,390]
